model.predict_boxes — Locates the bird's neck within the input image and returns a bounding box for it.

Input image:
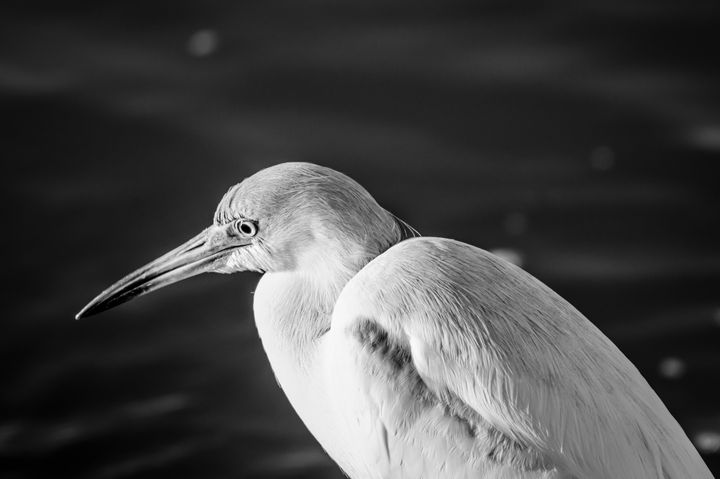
[251,250,357,440]
[251,226,412,451]
[254,272,337,358]
[252,244,362,370]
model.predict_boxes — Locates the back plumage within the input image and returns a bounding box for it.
[325,237,712,478]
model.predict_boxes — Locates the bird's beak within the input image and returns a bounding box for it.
[76,226,245,319]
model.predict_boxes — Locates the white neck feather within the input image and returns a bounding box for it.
[250,261,354,456]
[251,240,361,423]
[247,215,412,463]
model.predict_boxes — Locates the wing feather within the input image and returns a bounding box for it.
[328,237,712,479]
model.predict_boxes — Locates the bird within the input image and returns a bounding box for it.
[77,162,713,479]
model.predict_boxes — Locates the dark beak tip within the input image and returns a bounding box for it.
[75,307,92,320]
[75,297,113,320]
[75,304,95,320]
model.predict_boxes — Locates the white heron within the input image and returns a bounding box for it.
[77,162,713,478]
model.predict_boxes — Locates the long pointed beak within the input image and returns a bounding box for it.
[76,226,243,319]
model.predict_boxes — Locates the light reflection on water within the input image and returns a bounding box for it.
[2,1,719,477]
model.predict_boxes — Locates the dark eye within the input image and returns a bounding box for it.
[235,219,258,237]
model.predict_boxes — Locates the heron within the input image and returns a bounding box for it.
[77,162,713,478]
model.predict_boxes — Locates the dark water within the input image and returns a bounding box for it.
[2,1,720,477]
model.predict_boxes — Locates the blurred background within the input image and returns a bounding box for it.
[2,0,720,477]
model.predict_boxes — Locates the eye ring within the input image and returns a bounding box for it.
[234,219,258,237]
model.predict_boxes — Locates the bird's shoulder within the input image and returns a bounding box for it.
[328,237,711,479]
[337,236,586,343]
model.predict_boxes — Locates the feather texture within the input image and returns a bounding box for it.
[325,237,712,479]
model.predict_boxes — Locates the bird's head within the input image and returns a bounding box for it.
[76,162,417,319]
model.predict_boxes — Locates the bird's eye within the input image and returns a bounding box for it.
[235,220,258,237]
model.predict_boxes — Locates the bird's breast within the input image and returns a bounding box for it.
[252,273,347,463]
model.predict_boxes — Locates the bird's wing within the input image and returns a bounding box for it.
[324,237,711,479]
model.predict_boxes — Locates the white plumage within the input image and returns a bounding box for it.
[78,162,713,478]
[324,239,709,478]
